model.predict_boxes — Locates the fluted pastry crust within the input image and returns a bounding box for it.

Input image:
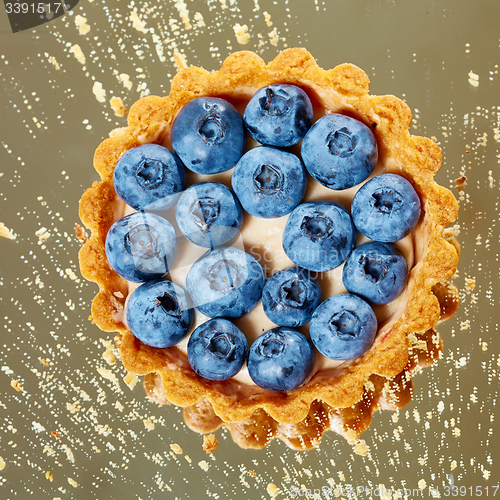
[79,48,459,438]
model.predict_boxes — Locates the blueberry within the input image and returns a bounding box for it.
[105,212,177,282]
[282,201,357,272]
[309,294,377,360]
[301,114,378,190]
[262,267,321,327]
[175,182,243,248]
[186,247,265,318]
[243,84,313,147]
[342,241,408,305]
[187,318,248,381]
[351,173,421,242]
[231,146,307,218]
[247,327,314,391]
[113,144,186,211]
[126,279,194,348]
[171,97,245,174]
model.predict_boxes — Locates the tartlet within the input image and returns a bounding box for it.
[79,48,459,450]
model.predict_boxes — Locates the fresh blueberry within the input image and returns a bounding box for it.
[301,114,378,190]
[231,146,307,218]
[262,267,321,327]
[113,144,186,211]
[309,294,377,360]
[175,182,243,248]
[186,247,265,318]
[187,318,248,381]
[105,212,177,282]
[351,173,421,242]
[171,97,245,174]
[247,327,314,391]
[342,241,408,305]
[282,201,357,272]
[126,279,194,348]
[243,84,313,147]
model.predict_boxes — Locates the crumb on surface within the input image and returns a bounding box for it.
[75,15,90,35]
[353,439,369,457]
[170,443,183,455]
[267,482,279,497]
[124,372,139,389]
[110,97,128,117]
[454,175,467,191]
[74,223,88,245]
[0,222,16,240]
[233,24,250,44]
[92,82,106,103]
[0,457,5,470]
[173,51,188,71]
[10,380,23,392]
[69,44,86,65]
[198,460,209,471]
[202,434,219,454]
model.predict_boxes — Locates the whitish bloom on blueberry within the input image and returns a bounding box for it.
[342,241,409,304]
[262,267,321,327]
[186,247,264,318]
[282,201,357,272]
[113,144,185,211]
[243,84,313,147]
[231,146,307,218]
[351,173,421,242]
[247,327,314,391]
[187,318,248,380]
[175,182,243,248]
[301,114,378,190]
[105,212,177,282]
[126,280,194,348]
[310,294,377,360]
[171,97,245,174]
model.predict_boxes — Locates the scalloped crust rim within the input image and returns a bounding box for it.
[78,48,459,425]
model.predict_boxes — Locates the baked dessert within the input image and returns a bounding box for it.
[79,48,459,450]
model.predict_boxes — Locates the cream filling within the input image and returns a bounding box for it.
[111,84,418,387]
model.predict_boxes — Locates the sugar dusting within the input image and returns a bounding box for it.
[0,0,498,497]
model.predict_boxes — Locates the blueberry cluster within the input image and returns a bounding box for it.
[105,84,421,392]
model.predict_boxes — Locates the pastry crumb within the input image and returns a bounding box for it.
[233,24,250,44]
[110,97,127,117]
[170,443,183,454]
[74,223,88,245]
[69,44,86,65]
[468,70,479,87]
[0,222,16,240]
[465,278,476,292]
[454,175,467,191]
[0,457,5,470]
[198,460,209,471]
[75,15,90,35]
[68,477,78,488]
[124,372,139,389]
[202,434,218,454]
[267,482,279,497]
[353,439,369,456]
[143,419,155,431]
[92,82,106,103]
[173,51,188,71]
[45,471,54,482]
[10,380,23,392]
[103,349,116,365]
[130,11,148,33]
